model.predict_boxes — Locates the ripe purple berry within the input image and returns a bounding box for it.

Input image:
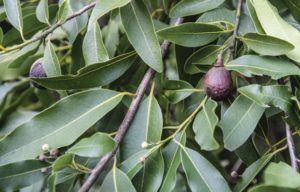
[204,58,233,101]
[29,59,47,89]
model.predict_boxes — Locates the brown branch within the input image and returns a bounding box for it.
[286,124,299,171]
[1,1,97,53]
[229,0,243,56]
[79,17,184,192]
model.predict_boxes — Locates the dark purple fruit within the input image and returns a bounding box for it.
[29,59,47,89]
[204,59,232,101]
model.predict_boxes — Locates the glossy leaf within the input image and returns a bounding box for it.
[285,0,300,23]
[197,8,235,25]
[234,154,273,192]
[121,93,163,159]
[246,0,264,33]
[251,0,300,62]
[52,154,73,172]
[219,95,265,151]
[0,160,49,191]
[88,0,130,27]
[157,23,228,47]
[169,0,225,18]
[120,0,163,72]
[3,0,24,39]
[100,166,136,192]
[43,41,62,77]
[249,185,299,192]
[0,27,3,44]
[67,133,115,157]
[264,162,300,188]
[238,84,292,111]
[193,98,219,151]
[0,89,124,165]
[225,55,300,80]
[163,80,197,104]
[83,22,109,65]
[240,33,294,56]
[31,52,137,90]
[160,132,186,192]
[36,0,49,24]
[181,147,231,192]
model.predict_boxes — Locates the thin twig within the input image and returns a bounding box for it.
[79,17,184,192]
[286,124,299,171]
[1,1,97,53]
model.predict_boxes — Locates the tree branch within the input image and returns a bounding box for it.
[1,1,97,53]
[79,17,184,192]
[286,124,299,171]
[229,0,243,56]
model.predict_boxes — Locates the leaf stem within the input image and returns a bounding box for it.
[286,124,299,171]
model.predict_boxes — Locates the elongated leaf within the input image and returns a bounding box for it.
[0,27,3,44]
[238,84,292,112]
[181,147,231,192]
[157,23,228,47]
[88,0,130,28]
[121,94,163,159]
[83,22,109,65]
[67,133,115,157]
[0,89,124,165]
[43,41,61,77]
[197,8,235,24]
[52,154,73,172]
[133,150,164,192]
[31,52,137,90]
[264,162,300,188]
[251,0,300,62]
[61,0,88,43]
[234,154,273,192]
[185,45,221,74]
[103,19,119,57]
[36,0,49,24]
[100,166,136,192]
[219,95,265,151]
[163,80,197,104]
[225,55,300,80]
[240,33,294,56]
[120,0,163,72]
[3,0,24,39]
[249,185,299,192]
[0,160,49,191]
[160,132,186,192]
[193,98,219,151]
[246,0,264,33]
[170,0,225,18]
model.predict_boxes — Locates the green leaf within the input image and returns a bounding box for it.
[0,160,49,191]
[238,84,292,111]
[121,93,163,159]
[119,150,148,179]
[169,0,225,18]
[83,22,109,65]
[264,162,300,188]
[285,0,300,23]
[181,147,231,192]
[60,0,88,43]
[52,154,73,172]
[157,23,228,47]
[197,8,236,25]
[103,19,119,58]
[233,154,273,192]
[66,133,115,157]
[193,98,219,151]
[100,166,136,192]
[219,95,265,151]
[0,89,125,165]
[3,0,24,39]
[88,0,130,27]
[163,80,197,104]
[36,0,49,25]
[251,0,300,62]
[249,185,299,192]
[43,41,62,77]
[120,0,163,72]
[0,27,3,44]
[246,0,264,33]
[159,132,186,192]
[240,33,294,56]
[133,150,164,192]
[31,52,137,90]
[225,55,300,80]
[185,45,222,74]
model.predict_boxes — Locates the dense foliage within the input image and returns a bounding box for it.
[0,0,300,191]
